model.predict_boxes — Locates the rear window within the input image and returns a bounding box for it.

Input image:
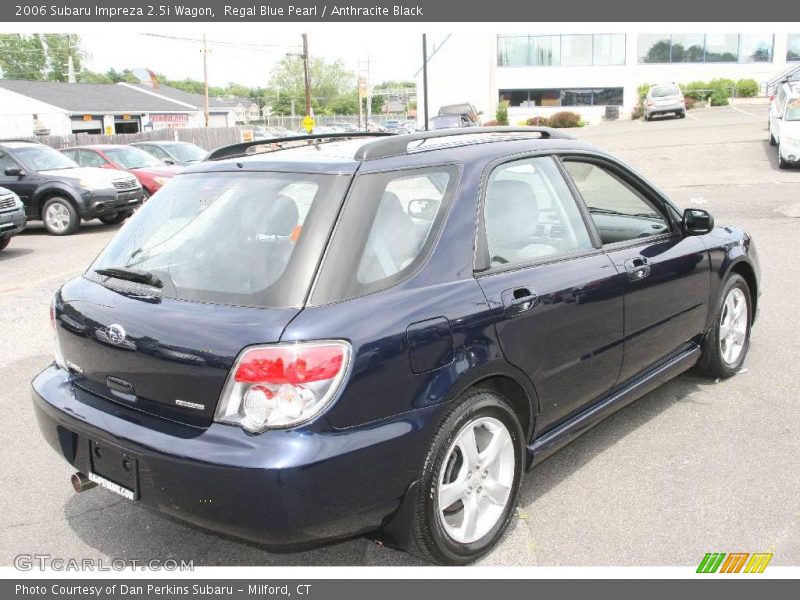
[311,165,459,304]
[652,85,680,98]
[87,171,351,308]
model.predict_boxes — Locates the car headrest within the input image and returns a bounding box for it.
[485,180,538,245]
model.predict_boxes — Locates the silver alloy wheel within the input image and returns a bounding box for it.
[437,416,515,544]
[44,202,71,233]
[719,287,748,365]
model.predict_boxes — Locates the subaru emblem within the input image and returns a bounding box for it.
[106,324,126,345]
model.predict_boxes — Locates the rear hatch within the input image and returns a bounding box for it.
[55,168,352,427]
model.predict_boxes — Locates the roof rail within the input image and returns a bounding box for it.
[354,126,573,160]
[206,132,393,161]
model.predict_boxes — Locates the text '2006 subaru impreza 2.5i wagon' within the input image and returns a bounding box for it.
[33,128,760,564]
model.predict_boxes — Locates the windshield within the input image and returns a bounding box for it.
[15,145,78,171]
[104,146,163,169]
[786,99,800,121]
[165,143,206,162]
[87,170,351,307]
[652,86,680,98]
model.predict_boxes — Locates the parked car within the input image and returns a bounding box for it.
[644,83,686,120]
[0,141,143,235]
[430,114,474,129]
[330,122,359,133]
[0,186,25,251]
[131,141,207,166]
[438,102,483,125]
[34,128,759,564]
[768,79,800,169]
[61,145,180,198]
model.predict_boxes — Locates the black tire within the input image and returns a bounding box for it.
[143,188,152,200]
[678,110,686,119]
[778,144,789,169]
[99,210,132,225]
[769,133,777,146]
[41,197,80,236]
[0,237,10,251]
[696,273,752,379]
[644,113,650,121]
[407,389,525,565]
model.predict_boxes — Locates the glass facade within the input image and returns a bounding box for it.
[499,88,624,107]
[789,34,800,61]
[638,33,774,63]
[498,34,625,67]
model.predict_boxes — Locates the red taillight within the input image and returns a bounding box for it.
[234,345,344,385]
[50,302,55,330]
[646,100,655,107]
[217,341,351,432]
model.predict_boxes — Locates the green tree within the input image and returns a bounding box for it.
[268,55,355,115]
[77,69,113,84]
[0,34,46,79]
[0,33,83,81]
[496,100,509,126]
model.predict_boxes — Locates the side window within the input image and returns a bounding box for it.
[484,156,593,268]
[563,160,670,245]
[311,165,458,304]
[146,145,170,160]
[0,152,17,172]
[61,150,78,163]
[79,150,106,167]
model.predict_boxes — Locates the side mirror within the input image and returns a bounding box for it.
[163,158,175,165]
[683,208,714,235]
[477,110,484,116]
[4,166,23,177]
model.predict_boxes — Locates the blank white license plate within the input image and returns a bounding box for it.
[87,471,135,500]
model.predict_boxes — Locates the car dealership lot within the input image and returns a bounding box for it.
[1,104,798,567]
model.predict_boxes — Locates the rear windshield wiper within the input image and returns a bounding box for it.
[94,267,163,288]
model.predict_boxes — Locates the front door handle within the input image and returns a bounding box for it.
[501,287,539,314]
[624,256,651,281]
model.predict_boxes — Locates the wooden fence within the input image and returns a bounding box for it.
[14,126,249,151]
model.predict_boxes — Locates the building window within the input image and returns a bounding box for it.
[498,34,625,67]
[739,34,774,62]
[499,88,623,108]
[788,34,800,61]
[638,33,774,64]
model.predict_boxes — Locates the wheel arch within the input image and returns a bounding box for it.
[33,185,83,220]
[727,259,758,323]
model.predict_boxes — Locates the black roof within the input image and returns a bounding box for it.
[0,79,198,113]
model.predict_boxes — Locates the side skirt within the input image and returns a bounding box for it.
[527,343,701,468]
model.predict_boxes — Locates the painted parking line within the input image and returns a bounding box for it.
[732,105,758,116]
[685,111,700,120]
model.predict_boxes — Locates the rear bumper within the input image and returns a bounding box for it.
[32,365,434,548]
[0,208,25,237]
[779,142,800,163]
[646,102,685,115]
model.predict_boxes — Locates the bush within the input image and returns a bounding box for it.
[631,104,644,120]
[681,81,709,101]
[735,78,759,98]
[524,115,551,127]
[495,101,509,126]
[709,90,729,106]
[637,83,653,102]
[709,78,735,98]
[684,97,698,110]
[483,119,499,126]
[547,111,582,128]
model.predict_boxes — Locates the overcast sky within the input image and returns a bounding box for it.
[80,31,426,87]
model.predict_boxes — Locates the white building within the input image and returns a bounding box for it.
[0,79,236,138]
[417,31,800,124]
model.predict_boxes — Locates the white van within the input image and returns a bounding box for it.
[768,80,800,169]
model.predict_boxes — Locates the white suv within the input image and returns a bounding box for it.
[769,80,800,169]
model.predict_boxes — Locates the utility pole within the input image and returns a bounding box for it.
[422,34,429,131]
[202,33,210,127]
[302,33,311,117]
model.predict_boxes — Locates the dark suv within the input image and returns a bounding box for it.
[33,129,759,564]
[0,186,26,251]
[0,141,143,235]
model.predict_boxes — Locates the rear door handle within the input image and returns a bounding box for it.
[624,256,651,281]
[501,287,539,314]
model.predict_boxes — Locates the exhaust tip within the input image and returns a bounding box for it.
[71,472,97,493]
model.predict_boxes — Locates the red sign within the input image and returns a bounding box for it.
[150,114,189,123]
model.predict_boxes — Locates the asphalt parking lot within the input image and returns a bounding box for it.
[1,103,798,567]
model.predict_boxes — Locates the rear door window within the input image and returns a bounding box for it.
[87,171,351,308]
[311,165,459,304]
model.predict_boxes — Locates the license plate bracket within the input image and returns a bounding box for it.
[89,440,138,500]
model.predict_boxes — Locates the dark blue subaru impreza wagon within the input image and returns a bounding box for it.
[33,128,759,564]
